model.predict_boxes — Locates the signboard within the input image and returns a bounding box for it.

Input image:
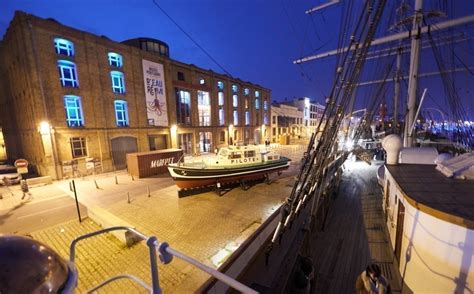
[14,159,28,174]
[142,59,168,126]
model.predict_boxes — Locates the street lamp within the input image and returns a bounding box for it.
[39,121,51,135]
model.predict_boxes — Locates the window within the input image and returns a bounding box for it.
[177,71,185,81]
[198,91,211,126]
[244,88,250,96]
[232,84,238,94]
[217,81,224,90]
[245,111,250,125]
[64,95,84,127]
[233,110,238,125]
[70,137,87,158]
[110,71,126,93]
[58,60,79,87]
[255,90,260,98]
[54,38,74,56]
[245,98,249,109]
[233,95,238,107]
[264,113,269,125]
[178,133,193,155]
[108,52,123,67]
[114,100,129,127]
[264,100,268,111]
[219,109,225,126]
[220,131,226,142]
[218,92,225,106]
[199,78,205,85]
[176,89,191,124]
[255,98,260,110]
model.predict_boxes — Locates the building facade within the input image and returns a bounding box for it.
[291,97,325,137]
[0,12,271,179]
[270,103,304,143]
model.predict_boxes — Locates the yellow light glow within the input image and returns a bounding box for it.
[170,124,177,134]
[39,121,51,135]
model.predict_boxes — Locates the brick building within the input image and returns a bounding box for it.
[0,11,271,179]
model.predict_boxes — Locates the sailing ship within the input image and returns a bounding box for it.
[167,145,290,189]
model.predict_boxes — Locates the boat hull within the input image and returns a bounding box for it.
[167,158,290,189]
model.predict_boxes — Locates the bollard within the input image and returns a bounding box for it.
[115,175,118,185]
[147,186,151,197]
[127,192,131,204]
[94,180,100,189]
[131,175,134,181]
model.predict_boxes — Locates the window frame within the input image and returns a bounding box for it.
[110,71,126,94]
[114,100,129,127]
[58,60,79,87]
[64,95,84,127]
[108,52,123,68]
[54,38,74,56]
[70,137,87,158]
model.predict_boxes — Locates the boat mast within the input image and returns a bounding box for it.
[404,0,423,147]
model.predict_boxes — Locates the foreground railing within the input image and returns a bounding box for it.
[61,226,257,293]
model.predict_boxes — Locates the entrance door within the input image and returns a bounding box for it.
[394,201,405,262]
[111,136,138,170]
[199,132,212,153]
[149,135,168,151]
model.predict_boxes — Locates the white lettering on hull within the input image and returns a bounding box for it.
[150,157,175,168]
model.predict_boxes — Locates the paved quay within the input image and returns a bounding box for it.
[1,144,307,292]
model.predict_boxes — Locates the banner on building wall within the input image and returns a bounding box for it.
[142,59,168,126]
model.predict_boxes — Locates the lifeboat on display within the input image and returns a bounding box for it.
[167,145,290,190]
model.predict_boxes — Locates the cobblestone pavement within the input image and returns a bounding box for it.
[7,144,307,292]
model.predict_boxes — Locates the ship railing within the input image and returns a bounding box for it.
[62,226,257,294]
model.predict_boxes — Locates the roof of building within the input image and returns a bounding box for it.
[386,164,474,229]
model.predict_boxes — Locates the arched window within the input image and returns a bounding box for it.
[108,52,123,67]
[54,38,74,56]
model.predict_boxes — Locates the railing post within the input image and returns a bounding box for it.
[146,236,162,294]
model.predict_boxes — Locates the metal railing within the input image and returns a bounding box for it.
[61,226,257,294]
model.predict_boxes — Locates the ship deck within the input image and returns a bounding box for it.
[309,160,404,293]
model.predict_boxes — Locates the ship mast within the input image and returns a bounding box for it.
[404,0,423,147]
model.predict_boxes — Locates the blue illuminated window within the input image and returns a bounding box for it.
[114,100,129,127]
[219,109,225,126]
[264,100,268,111]
[58,60,79,87]
[255,98,260,110]
[264,113,269,125]
[233,110,238,125]
[218,92,225,106]
[232,84,238,94]
[244,88,250,96]
[255,90,260,98]
[217,81,224,90]
[110,71,126,93]
[64,95,84,127]
[54,38,74,56]
[108,52,123,67]
[245,111,250,125]
[233,95,238,107]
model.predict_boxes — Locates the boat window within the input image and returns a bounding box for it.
[229,152,242,159]
[244,150,255,157]
[218,149,228,157]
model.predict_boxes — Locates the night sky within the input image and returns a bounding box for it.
[1,0,473,119]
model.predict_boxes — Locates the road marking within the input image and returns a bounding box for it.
[16,203,75,220]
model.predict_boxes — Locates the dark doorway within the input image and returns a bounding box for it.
[395,201,405,262]
[111,136,138,170]
[148,135,168,151]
